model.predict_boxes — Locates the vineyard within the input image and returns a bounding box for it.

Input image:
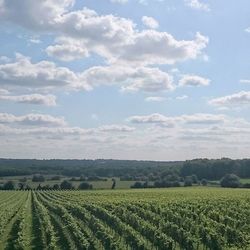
[0,188,249,250]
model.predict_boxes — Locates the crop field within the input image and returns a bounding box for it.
[0,188,249,250]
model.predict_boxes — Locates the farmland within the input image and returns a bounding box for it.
[0,187,249,249]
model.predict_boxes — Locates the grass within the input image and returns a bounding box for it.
[0,175,250,190]
[0,176,138,189]
[240,178,250,184]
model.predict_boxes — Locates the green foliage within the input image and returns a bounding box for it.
[220,174,241,188]
[78,182,93,190]
[0,188,249,249]
[0,158,182,178]
[181,158,250,180]
[201,178,208,186]
[2,180,15,190]
[32,175,45,182]
[131,181,145,188]
[60,180,73,190]
[184,176,193,186]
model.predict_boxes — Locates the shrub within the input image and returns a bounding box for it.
[220,174,240,188]
[3,181,15,190]
[50,176,61,181]
[78,182,93,190]
[242,183,250,188]
[131,182,143,188]
[184,176,193,187]
[53,184,60,190]
[201,179,208,186]
[60,180,74,190]
[32,175,45,182]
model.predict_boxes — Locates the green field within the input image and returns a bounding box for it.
[240,178,250,184]
[0,187,249,249]
[0,176,140,189]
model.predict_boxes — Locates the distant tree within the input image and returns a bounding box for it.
[191,174,199,184]
[79,175,86,181]
[32,175,45,182]
[18,182,25,190]
[172,181,181,187]
[42,185,52,190]
[111,178,116,189]
[19,177,27,182]
[60,180,74,190]
[3,181,15,190]
[201,179,208,186]
[50,176,61,181]
[53,184,60,190]
[25,185,31,190]
[242,183,250,188]
[165,174,180,182]
[78,182,93,190]
[220,174,240,188]
[184,176,193,187]
[37,184,43,190]
[131,182,143,189]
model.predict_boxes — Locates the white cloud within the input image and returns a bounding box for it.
[179,74,210,87]
[0,56,10,63]
[245,27,250,33]
[138,0,148,5]
[0,120,135,138]
[185,0,210,12]
[0,88,9,95]
[0,93,56,106]
[117,31,208,66]
[46,37,89,61]
[209,91,250,108]
[145,96,165,102]
[110,0,128,4]
[98,124,135,132]
[80,65,174,92]
[240,79,250,84]
[0,54,89,90]
[176,95,188,100]
[29,38,41,44]
[128,113,177,128]
[0,2,208,65]
[0,0,75,30]
[121,67,174,92]
[0,112,250,160]
[0,113,66,126]
[142,16,159,29]
[203,54,209,62]
[182,113,226,125]
[0,54,176,93]
[48,30,208,65]
[91,113,98,120]
[128,113,226,126]
[50,8,136,61]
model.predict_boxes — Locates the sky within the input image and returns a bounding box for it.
[0,0,250,160]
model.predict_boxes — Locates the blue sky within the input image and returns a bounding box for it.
[0,0,250,160]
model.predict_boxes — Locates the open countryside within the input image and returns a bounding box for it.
[0,158,250,249]
[1,0,250,249]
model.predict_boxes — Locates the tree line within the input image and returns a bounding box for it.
[0,180,93,191]
[0,158,249,183]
